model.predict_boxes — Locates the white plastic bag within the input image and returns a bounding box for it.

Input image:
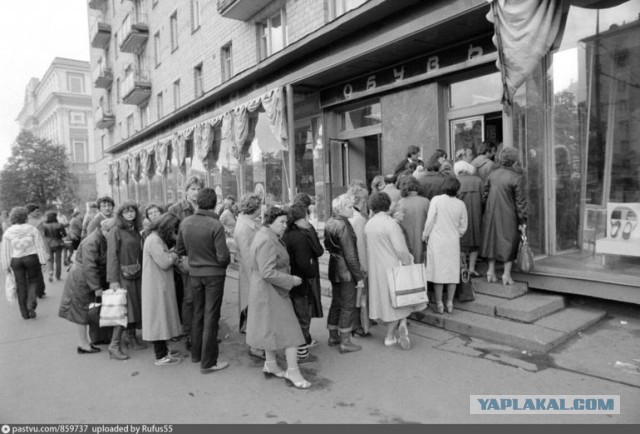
[5,270,17,305]
[99,288,128,327]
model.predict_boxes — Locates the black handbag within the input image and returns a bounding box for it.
[121,262,141,280]
[517,229,534,272]
[456,256,475,302]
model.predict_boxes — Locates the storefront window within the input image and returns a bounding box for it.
[548,2,640,275]
[150,172,164,205]
[239,113,289,205]
[340,102,381,131]
[138,177,149,206]
[450,72,502,108]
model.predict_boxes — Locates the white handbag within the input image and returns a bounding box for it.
[386,263,428,308]
[99,288,128,327]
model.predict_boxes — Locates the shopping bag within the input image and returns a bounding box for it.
[456,256,475,302]
[5,270,17,305]
[386,263,428,308]
[517,229,534,273]
[99,288,128,327]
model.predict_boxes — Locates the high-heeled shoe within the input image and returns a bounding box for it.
[262,361,285,378]
[284,368,311,389]
[502,275,515,286]
[486,272,498,283]
[436,302,444,314]
[469,270,481,278]
[77,346,100,354]
[445,301,454,314]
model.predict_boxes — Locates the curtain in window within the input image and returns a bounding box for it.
[128,151,139,182]
[155,139,169,174]
[119,157,129,184]
[218,112,239,169]
[231,87,288,153]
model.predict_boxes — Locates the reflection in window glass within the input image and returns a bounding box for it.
[340,102,381,131]
[449,72,502,108]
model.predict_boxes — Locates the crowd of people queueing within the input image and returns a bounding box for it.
[0,143,527,390]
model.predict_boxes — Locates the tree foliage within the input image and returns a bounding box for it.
[0,130,79,211]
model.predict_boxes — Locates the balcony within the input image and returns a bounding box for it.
[121,69,151,106]
[90,19,111,49]
[88,0,108,10]
[120,13,149,53]
[217,0,271,21]
[93,61,113,89]
[95,106,115,129]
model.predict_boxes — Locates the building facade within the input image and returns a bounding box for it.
[87,0,640,304]
[16,57,98,205]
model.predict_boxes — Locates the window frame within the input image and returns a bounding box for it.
[67,72,85,93]
[72,139,87,163]
[221,43,233,82]
[157,91,164,119]
[257,9,287,61]
[173,79,181,110]
[170,11,179,52]
[190,0,201,33]
[194,63,203,98]
[154,31,161,67]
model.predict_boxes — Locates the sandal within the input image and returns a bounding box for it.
[486,272,498,283]
[502,275,515,286]
[435,302,444,314]
[284,368,311,389]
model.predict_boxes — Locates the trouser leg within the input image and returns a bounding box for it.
[153,341,168,359]
[201,275,225,369]
[337,281,356,333]
[290,293,312,344]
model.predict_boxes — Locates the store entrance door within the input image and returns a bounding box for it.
[329,134,381,197]
[449,111,503,157]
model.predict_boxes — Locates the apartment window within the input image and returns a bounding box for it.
[221,43,233,82]
[329,0,368,19]
[154,31,161,66]
[67,73,85,93]
[170,11,178,52]
[257,9,287,60]
[157,91,164,119]
[126,114,134,137]
[193,64,203,98]
[140,104,149,129]
[69,111,86,126]
[173,80,181,110]
[73,140,87,163]
[191,0,201,32]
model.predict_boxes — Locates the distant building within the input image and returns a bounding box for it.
[16,57,98,205]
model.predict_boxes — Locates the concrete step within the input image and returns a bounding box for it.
[495,293,566,323]
[472,278,528,299]
[410,304,606,354]
[454,293,507,317]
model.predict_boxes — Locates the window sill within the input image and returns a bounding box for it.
[171,46,179,54]
[191,25,201,35]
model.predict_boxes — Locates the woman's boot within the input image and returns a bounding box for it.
[339,332,362,354]
[128,329,148,350]
[108,326,130,360]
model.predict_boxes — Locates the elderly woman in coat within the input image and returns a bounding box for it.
[233,193,264,360]
[422,177,468,314]
[324,194,365,354]
[106,201,145,360]
[365,192,426,350]
[246,207,308,388]
[59,218,116,353]
[455,155,484,277]
[142,213,183,366]
[480,147,528,286]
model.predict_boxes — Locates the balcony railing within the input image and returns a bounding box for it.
[88,0,109,10]
[120,12,149,53]
[92,61,113,89]
[121,69,151,106]
[90,17,111,49]
[217,0,272,21]
[95,106,115,129]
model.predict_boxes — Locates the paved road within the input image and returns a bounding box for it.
[1,265,639,424]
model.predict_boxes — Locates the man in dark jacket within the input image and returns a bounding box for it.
[176,188,230,373]
[168,174,204,349]
[324,194,364,354]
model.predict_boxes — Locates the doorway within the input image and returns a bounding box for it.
[449,111,503,157]
[329,134,381,197]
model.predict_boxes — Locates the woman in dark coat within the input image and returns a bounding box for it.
[246,207,308,388]
[59,218,115,354]
[480,148,528,286]
[106,201,145,360]
[455,158,484,276]
[282,203,324,361]
[42,211,67,282]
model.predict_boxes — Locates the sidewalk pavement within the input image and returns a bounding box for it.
[1,264,639,424]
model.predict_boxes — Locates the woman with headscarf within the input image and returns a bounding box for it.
[455,151,484,277]
[59,217,116,353]
[480,147,528,286]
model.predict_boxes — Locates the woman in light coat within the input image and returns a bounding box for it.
[233,193,264,359]
[246,207,308,389]
[365,192,427,350]
[422,177,468,314]
[142,213,182,365]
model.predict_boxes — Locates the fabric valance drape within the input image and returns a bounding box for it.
[139,148,151,179]
[155,139,169,173]
[231,87,288,153]
[128,152,139,181]
[119,158,129,183]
